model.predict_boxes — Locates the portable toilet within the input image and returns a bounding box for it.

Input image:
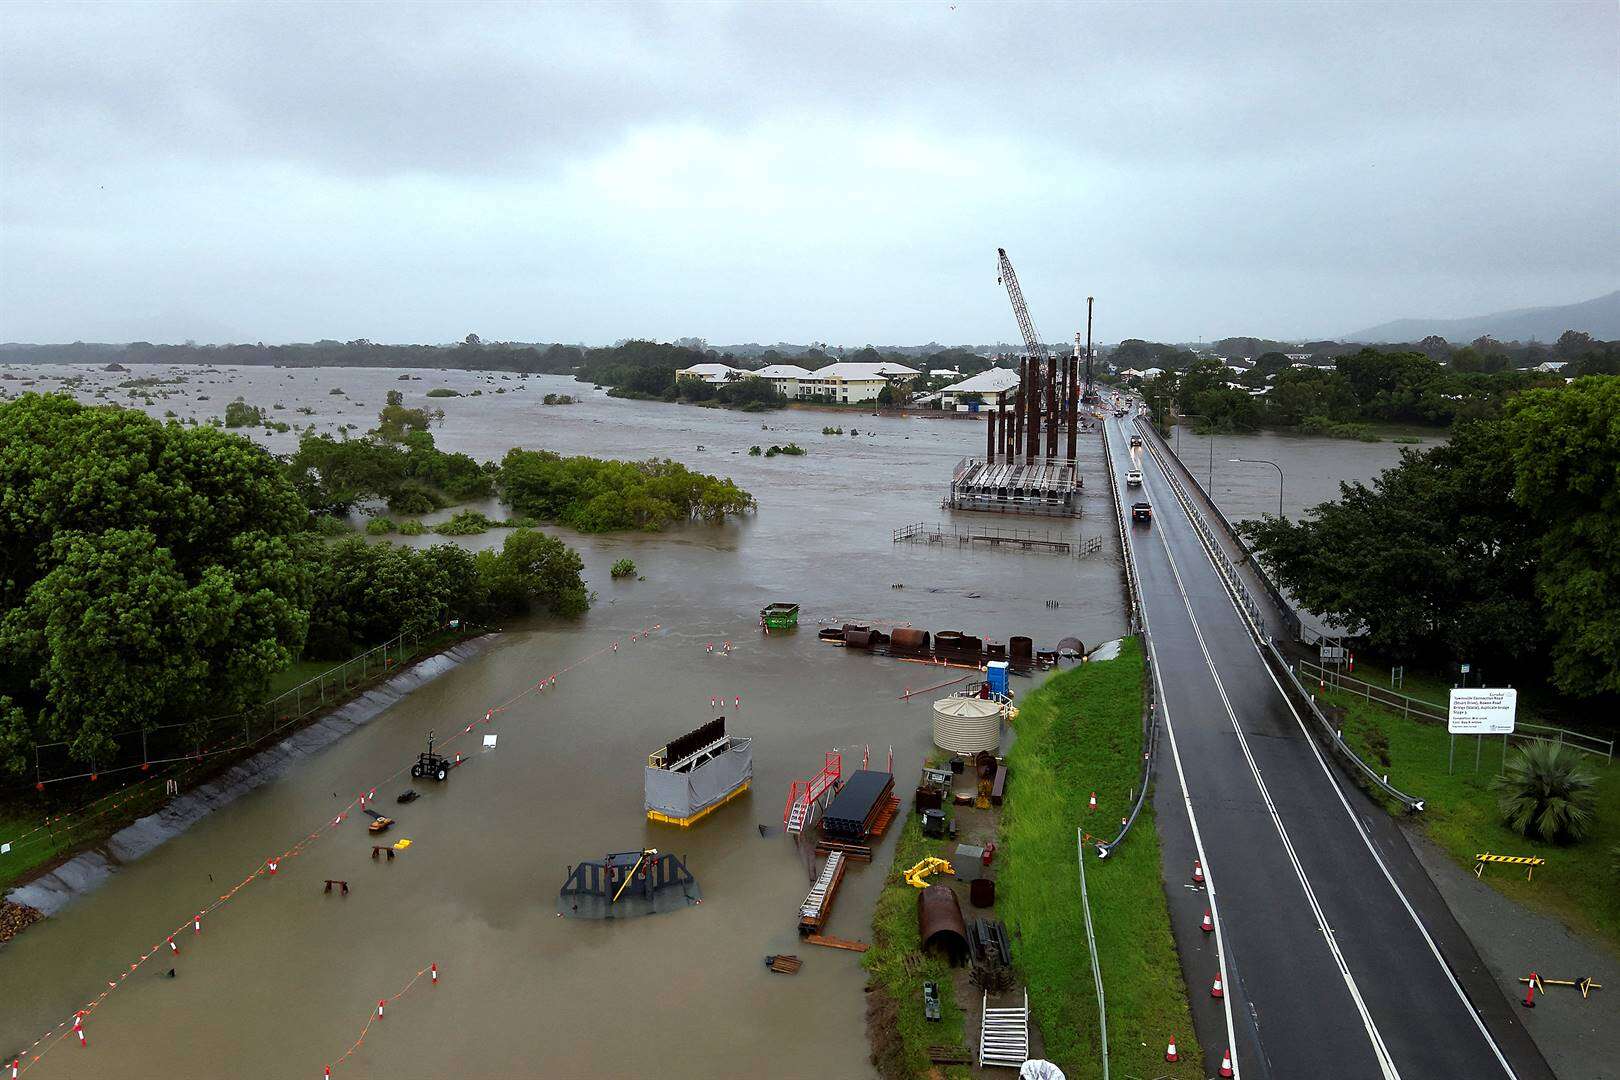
[986,661,1009,698]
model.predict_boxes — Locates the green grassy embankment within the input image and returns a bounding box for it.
[1321,686,1620,954]
[997,638,1202,1079]
[863,805,973,1079]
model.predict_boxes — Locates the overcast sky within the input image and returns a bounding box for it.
[2,2,1615,347]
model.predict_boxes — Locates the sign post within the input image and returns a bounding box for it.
[1449,688,1517,775]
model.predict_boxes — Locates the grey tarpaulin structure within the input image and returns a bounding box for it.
[644,716,753,826]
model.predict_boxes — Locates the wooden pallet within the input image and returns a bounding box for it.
[927,1046,970,1065]
[815,839,873,862]
[805,934,870,953]
[868,795,902,838]
[766,954,802,974]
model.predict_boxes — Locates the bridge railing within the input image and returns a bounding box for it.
[1133,419,1425,812]
[1096,423,1155,859]
[1137,419,1304,642]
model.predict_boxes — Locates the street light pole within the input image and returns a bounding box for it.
[1230,457,1284,518]
[1177,413,1213,489]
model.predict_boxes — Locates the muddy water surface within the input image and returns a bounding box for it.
[0,364,1434,1077]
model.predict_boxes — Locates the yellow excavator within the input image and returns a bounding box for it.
[903,857,956,889]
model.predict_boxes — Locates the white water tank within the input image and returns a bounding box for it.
[932,696,1003,754]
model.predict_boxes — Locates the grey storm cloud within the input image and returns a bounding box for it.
[1,0,1615,346]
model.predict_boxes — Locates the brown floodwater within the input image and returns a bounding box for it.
[0,364,1433,1077]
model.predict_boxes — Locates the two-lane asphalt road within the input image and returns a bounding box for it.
[1104,414,1549,1080]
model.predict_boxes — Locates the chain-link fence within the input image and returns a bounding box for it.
[28,625,451,789]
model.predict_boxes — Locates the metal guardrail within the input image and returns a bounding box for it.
[1076,828,1111,1080]
[1299,659,1615,765]
[1134,419,1426,812]
[1138,420,1303,641]
[1096,424,1156,858]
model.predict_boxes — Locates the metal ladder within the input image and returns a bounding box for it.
[978,989,1030,1068]
[799,852,844,918]
[787,799,810,835]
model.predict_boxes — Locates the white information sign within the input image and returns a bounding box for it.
[1448,688,1517,735]
[482,734,498,749]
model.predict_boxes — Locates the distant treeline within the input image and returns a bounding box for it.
[1138,333,1620,435]
[1108,330,1619,378]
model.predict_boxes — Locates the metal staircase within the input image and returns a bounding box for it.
[978,989,1030,1068]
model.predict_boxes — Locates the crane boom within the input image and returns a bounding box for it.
[996,248,1044,361]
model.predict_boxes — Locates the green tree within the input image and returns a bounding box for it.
[1240,421,1541,668]
[0,394,311,772]
[1500,377,1620,695]
[1494,742,1599,843]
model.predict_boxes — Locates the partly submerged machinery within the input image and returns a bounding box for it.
[645,716,753,827]
[557,848,701,920]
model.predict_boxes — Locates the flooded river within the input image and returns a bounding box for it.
[0,363,1437,1077]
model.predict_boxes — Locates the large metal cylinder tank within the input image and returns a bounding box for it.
[932,696,1003,755]
[890,627,931,657]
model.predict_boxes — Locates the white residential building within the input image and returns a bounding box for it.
[675,363,747,384]
[753,363,816,396]
[798,361,920,403]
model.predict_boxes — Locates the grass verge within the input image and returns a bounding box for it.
[998,638,1203,1079]
[1322,686,1620,955]
[863,799,972,1079]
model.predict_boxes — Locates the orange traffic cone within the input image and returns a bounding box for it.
[1193,859,1205,884]
[1523,972,1537,1009]
[1088,791,1098,812]
[1165,1036,1178,1062]
[1201,909,1214,933]
[1211,975,1224,998]
[1220,1048,1235,1077]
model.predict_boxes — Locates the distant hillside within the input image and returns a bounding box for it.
[1345,290,1620,344]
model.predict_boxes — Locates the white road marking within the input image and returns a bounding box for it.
[1109,425,1242,1075]
[1136,426,1519,1080]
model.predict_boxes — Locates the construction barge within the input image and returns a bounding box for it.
[644,716,752,827]
[817,623,1075,673]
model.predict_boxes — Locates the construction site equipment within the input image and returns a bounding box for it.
[1518,973,1602,999]
[924,980,942,1021]
[784,751,843,835]
[410,731,452,782]
[904,857,956,889]
[919,883,970,964]
[934,695,1004,755]
[556,848,700,920]
[798,852,847,935]
[823,769,896,841]
[978,989,1031,1068]
[765,954,801,974]
[760,603,800,631]
[921,808,947,837]
[645,716,753,827]
[1474,852,1545,880]
[804,933,868,952]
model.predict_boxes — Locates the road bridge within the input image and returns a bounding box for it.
[1105,414,1552,1080]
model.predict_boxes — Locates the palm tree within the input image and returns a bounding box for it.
[1493,741,1598,843]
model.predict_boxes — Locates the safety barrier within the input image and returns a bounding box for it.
[27,624,456,789]
[1134,420,1424,812]
[1076,829,1111,1080]
[1095,425,1155,859]
[1299,660,1614,765]
[1139,420,1303,641]
[9,625,661,1077]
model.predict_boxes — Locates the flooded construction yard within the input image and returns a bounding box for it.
[0,364,1434,1077]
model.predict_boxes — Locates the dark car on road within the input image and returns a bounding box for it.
[1131,501,1152,523]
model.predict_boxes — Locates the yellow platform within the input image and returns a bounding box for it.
[646,780,751,827]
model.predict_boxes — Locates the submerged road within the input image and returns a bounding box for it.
[1104,414,1552,1080]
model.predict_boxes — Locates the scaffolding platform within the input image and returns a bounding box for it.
[947,456,1081,518]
